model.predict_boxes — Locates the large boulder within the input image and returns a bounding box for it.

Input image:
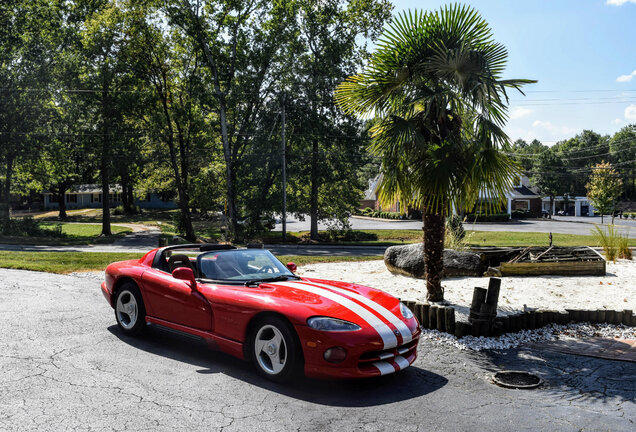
[384,243,483,279]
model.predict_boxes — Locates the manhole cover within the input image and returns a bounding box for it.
[492,371,543,389]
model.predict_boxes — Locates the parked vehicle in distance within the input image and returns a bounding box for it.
[101,244,420,382]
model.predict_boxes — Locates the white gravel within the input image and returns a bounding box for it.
[419,323,636,351]
[296,259,636,320]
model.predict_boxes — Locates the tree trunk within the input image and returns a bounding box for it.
[121,175,132,214]
[423,205,445,302]
[550,196,554,216]
[56,191,67,220]
[100,83,112,237]
[156,86,196,242]
[310,139,319,240]
[0,155,14,220]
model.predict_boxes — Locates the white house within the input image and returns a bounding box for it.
[43,184,177,210]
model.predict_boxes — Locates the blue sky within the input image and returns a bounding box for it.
[390,0,636,145]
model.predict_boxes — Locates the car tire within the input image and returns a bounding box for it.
[114,283,146,336]
[248,316,302,383]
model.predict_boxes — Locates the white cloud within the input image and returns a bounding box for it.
[531,120,577,136]
[625,104,636,121]
[613,118,624,125]
[616,70,636,82]
[607,0,636,5]
[509,107,533,119]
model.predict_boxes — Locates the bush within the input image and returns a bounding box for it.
[0,217,62,237]
[113,204,141,215]
[329,230,379,242]
[591,224,630,262]
[465,213,510,222]
[511,210,531,219]
[445,215,465,240]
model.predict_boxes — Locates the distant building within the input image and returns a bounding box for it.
[361,173,594,217]
[360,175,402,212]
[505,175,542,217]
[42,184,177,210]
[541,196,594,217]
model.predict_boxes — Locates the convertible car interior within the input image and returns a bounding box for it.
[152,244,293,282]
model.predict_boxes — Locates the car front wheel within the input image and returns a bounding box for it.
[115,283,146,336]
[249,316,302,382]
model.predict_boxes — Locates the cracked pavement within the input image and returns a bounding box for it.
[0,268,634,431]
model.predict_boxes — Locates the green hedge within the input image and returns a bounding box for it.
[356,208,403,219]
[465,213,510,222]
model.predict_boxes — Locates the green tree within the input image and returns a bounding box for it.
[532,149,567,215]
[283,0,391,239]
[510,138,547,173]
[609,125,636,200]
[0,0,58,219]
[336,6,533,301]
[554,130,609,196]
[164,0,298,239]
[586,161,623,224]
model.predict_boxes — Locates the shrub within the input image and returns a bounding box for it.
[618,235,632,260]
[113,204,141,215]
[511,210,531,219]
[331,230,378,242]
[445,215,465,240]
[592,224,620,262]
[465,213,510,222]
[0,217,62,237]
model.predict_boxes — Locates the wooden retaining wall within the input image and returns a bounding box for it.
[403,302,635,338]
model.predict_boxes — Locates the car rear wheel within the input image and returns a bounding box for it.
[249,316,302,382]
[115,283,146,336]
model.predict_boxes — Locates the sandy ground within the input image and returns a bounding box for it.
[296,259,636,319]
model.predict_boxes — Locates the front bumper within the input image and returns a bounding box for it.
[296,322,420,379]
[101,281,113,307]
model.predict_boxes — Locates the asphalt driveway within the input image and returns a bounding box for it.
[275,214,636,238]
[1,268,634,431]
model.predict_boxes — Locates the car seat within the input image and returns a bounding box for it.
[168,254,197,276]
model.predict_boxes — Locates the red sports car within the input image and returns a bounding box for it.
[101,244,420,381]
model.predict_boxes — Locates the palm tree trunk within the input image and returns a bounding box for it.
[423,205,445,302]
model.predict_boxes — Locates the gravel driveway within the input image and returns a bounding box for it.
[1,269,634,431]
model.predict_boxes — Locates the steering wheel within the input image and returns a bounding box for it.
[257,265,275,274]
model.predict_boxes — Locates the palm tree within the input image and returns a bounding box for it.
[336,5,535,302]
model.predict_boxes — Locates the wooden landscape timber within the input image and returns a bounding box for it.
[499,246,606,276]
[403,301,635,339]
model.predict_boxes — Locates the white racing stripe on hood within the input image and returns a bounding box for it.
[277,281,398,349]
[305,281,412,344]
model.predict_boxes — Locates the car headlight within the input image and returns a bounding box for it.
[307,316,361,332]
[400,303,414,320]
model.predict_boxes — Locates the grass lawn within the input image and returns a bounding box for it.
[260,229,633,247]
[0,223,132,245]
[0,252,383,274]
[465,231,636,247]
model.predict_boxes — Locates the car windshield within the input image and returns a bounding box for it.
[197,249,295,282]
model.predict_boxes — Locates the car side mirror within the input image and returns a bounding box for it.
[172,267,196,288]
[286,262,297,272]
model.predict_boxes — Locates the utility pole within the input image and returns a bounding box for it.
[281,93,287,242]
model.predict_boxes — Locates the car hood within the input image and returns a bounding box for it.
[264,277,410,334]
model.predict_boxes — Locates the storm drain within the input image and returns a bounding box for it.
[492,371,543,389]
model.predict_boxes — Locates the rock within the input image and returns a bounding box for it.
[483,266,502,277]
[384,243,483,279]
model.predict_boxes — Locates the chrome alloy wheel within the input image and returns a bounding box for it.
[116,290,138,330]
[254,324,288,375]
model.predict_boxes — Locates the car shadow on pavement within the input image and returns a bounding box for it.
[465,347,636,402]
[108,324,448,407]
